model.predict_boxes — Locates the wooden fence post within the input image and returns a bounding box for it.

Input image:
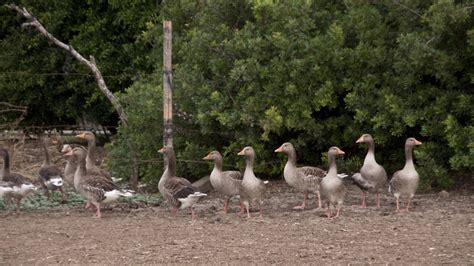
[163,21,173,147]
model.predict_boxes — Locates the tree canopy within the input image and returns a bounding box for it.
[1,0,472,190]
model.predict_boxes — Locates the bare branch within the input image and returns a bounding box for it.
[0,102,27,110]
[6,3,129,126]
[391,0,423,18]
[0,102,27,130]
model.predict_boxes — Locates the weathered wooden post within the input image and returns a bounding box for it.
[163,21,173,147]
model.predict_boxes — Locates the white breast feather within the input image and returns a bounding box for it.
[45,177,64,187]
[0,186,13,197]
[102,189,134,203]
[13,183,37,196]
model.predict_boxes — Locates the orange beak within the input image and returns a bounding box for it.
[274,145,283,153]
[414,139,422,145]
[202,153,211,160]
[158,147,165,153]
[237,149,245,156]
[338,149,345,155]
[76,132,86,139]
[356,135,364,144]
[64,150,73,156]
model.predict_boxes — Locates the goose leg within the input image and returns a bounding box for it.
[44,188,51,201]
[223,198,230,213]
[405,196,412,212]
[293,191,307,210]
[325,203,332,218]
[16,198,21,212]
[360,192,367,208]
[243,201,250,218]
[331,203,342,219]
[59,187,66,203]
[93,202,101,218]
[258,201,264,220]
[395,196,400,212]
[316,191,322,209]
[238,199,245,214]
[376,192,381,208]
[190,207,196,221]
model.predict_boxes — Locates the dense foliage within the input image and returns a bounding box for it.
[0,0,158,126]
[1,1,472,190]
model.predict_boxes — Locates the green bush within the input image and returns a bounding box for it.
[105,0,473,190]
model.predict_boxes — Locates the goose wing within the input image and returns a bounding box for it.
[350,172,375,191]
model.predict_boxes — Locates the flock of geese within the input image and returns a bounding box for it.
[0,131,422,221]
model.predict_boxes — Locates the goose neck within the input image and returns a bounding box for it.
[327,155,338,176]
[74,157,87,189]
[64,159,76,176]
[1,151,10,175]
[364,141,376,163]
[286,148,297,165]
[42,139,51,166]
[245,156,254,172]
[213,157,224,171]
[403,145,415,170]
[162,152,177,180]
[86,137,97,161]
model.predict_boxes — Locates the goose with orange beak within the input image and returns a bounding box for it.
[319,146,346,219]
[389,138,422,212]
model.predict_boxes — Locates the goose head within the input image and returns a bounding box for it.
[274,142,294,154]
[65,146,88,161]
[406,137,422,148]
[328,146,345,158]
[202,150,221,161]
[356,134,374,144]
[237,146,255,158]
[61,144,72,154]
[76,131,95,142]
[158,146,174,156]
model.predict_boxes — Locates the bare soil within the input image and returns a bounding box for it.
[1,180,473,264]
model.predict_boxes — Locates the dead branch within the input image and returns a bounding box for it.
[0,102,27,130]
[6,3,129,126]
[391,0,423,18]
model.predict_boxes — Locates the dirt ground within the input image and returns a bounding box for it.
[1,180,473,264]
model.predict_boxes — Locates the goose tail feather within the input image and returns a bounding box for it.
[350,173,374,191]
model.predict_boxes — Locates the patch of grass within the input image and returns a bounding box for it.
[20,191,86,210]
[127,193,162,207]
